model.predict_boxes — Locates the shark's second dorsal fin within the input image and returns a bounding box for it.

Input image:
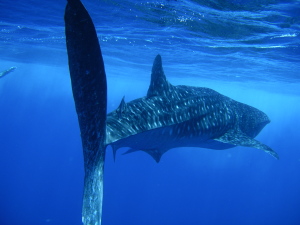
[147,54,173,98]
[116,96,127,119]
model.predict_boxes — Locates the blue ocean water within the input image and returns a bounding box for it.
[0,0,300,224]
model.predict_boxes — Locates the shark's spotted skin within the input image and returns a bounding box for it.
[106,55,278,162]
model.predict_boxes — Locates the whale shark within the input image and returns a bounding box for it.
[106,54,278,162]
[0,67,16,79]
[64,0,278,224]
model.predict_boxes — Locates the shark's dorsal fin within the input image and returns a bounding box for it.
[147,54,173,98]
[116,96,127,119]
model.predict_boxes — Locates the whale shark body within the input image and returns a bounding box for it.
[64,0,278,224]
[106,54,278,162]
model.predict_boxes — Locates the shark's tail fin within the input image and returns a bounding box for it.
[65,0,107,224]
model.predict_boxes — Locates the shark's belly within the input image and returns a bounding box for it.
[109,113,235,162]
[110,123,235,150]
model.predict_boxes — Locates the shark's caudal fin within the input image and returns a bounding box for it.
[65,0,107,224]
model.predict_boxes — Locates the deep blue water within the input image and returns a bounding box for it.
[0,0,300,225]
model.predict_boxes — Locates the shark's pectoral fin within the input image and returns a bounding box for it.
[215,129,279,159]
[123,148,165,163]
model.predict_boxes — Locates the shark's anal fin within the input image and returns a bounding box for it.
[215,129,279,159]
[65,0,107,224]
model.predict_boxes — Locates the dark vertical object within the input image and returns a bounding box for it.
[65,0,107,224]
